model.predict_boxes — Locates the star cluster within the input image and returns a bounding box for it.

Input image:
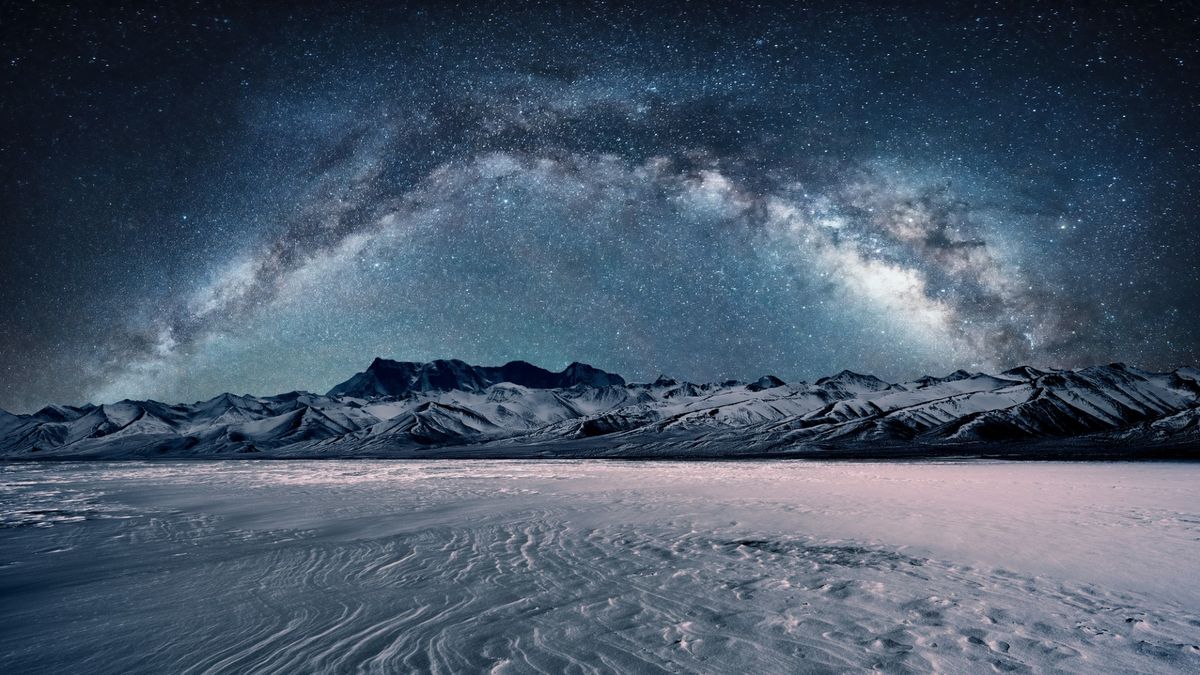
[1,1,1197,410]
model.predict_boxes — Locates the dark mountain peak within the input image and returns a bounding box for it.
[328,358,624,398]
[652,374,678,387]
[1079,362,1151,382]
[816,370,887,389]
[32,404,86,423]
[818,369,861,382]
[1001,365,1046,380]
[363,358,409,375]
[208,392,257,406]
[747,375,786,391]
[913,369,978,387]
[559,361,626,387]
[262,390,318,404]
[496,360,556,387]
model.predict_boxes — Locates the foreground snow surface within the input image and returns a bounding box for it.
[1,461,1198,674]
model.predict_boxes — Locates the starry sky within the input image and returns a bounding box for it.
[1,1,1198,411]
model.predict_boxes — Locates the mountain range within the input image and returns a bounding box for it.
[2,358,1198,459]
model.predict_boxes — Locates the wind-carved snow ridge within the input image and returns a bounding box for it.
[1,461,1198,673]
[2,359,1198,458]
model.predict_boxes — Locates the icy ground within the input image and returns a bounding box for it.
[1,461,1197,674]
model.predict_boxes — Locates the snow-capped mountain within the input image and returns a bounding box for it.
[1,360,1197,458]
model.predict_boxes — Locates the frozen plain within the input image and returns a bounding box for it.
[1,460,1197,674]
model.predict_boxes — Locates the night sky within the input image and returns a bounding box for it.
[1,1,1197,411]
